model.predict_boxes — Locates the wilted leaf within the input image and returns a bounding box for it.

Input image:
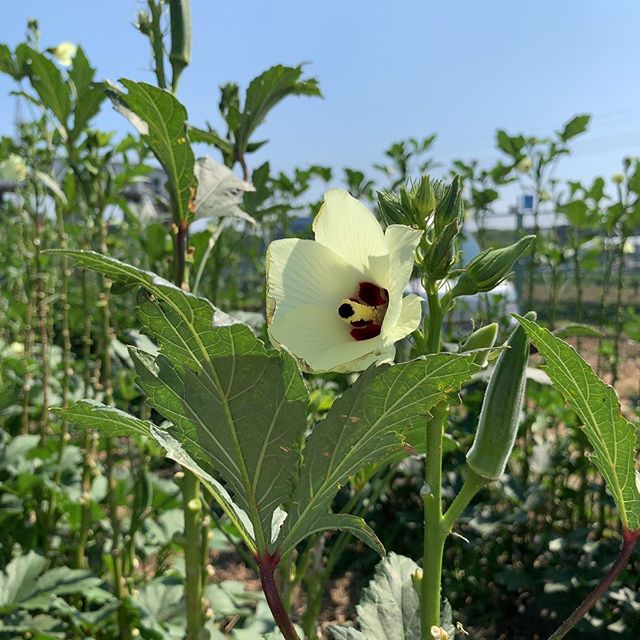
[194,156,256,224]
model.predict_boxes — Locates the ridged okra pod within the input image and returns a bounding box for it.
[466,312,534,480]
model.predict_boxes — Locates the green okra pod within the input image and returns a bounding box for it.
[466,312,534,480]
[169,0,191,90]
[459,322,499,368]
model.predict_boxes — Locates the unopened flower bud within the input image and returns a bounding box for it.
[433,175,463,233]
[612,173,624,185]
[424,217,460,280]
[414,176,436,218]
[450,235,535,298]
[516,156,532,173]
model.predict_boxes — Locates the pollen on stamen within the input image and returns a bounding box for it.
[337,281,389,342]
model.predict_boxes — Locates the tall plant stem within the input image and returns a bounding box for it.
[99,220,130,640]
[547,529,639,640]
[610,231,627,386]
[173,219,205,637]
[76,268,96,568]
[182,471,204,639]
[258,553,300,640]
[33,190,50,444]
[48,203,72,534]
[420,285,446,637]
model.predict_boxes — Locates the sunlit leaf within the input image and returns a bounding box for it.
[327,553,455,640]
[18,44,71,126]
[517,315,640,531]
[277,354,480,556]
[49,251,308,550]
[107,80,197,223]
[559,114,591,142]
[194,156,256,224]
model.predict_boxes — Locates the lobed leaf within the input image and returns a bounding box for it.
[327,553,455,640]
[517,315,640,531]
[277,354,480,556]
[49,251,307,550]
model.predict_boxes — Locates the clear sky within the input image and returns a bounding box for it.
[2,1,640,217]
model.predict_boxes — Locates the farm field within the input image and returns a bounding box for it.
[1,3,639,640]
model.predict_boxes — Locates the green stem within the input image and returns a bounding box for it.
[182,471,204,639]
[440,468,489,535]
[421,403,447,635]
[420,285,446,638]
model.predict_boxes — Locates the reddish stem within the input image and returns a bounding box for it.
[547,528,639,640]
[257,552,299,640]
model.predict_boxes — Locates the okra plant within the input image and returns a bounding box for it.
[54,92,640,639]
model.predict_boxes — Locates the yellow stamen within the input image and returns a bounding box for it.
[338,299,385,324]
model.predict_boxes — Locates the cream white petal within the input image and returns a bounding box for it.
[385,294,423,344]
[266,238,363,323]
[379,225,422,343]
[313,189,388,276]
[268,305,387,373]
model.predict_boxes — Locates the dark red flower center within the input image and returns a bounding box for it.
[337,281,389,341]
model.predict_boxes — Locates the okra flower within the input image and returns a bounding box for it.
[51,42,77,67]
[266,189,423,373]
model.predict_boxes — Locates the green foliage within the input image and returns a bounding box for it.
[517,316,640,531]
[327,553,455,640]
[108,79,197,223]
[277,354,480,557]
[194,64,321,170]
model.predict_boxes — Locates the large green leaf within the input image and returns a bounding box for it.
[327,553,455,640]
[108,80,196,223]
[50,251,307,550]
[54,399,256,550]
[0,551,110,614]
[277,354,479,556]
[68,46,105,136]
[18,45,71,127]
[517,315,640,531]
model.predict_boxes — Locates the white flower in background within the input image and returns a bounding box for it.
[0,154,28,182]
[266,189,423,373]
[52,41,77,67]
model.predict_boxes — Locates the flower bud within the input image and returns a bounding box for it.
[414,175,436,217]
[449,235,535,298]
[612,173,624,185]
[516,156,532,173]
[424,217,460,280]
[377,189,408,226]
[433,175,463,233]
[459,323,499,368]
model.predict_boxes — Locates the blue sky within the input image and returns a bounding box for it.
[2,1,640,216]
